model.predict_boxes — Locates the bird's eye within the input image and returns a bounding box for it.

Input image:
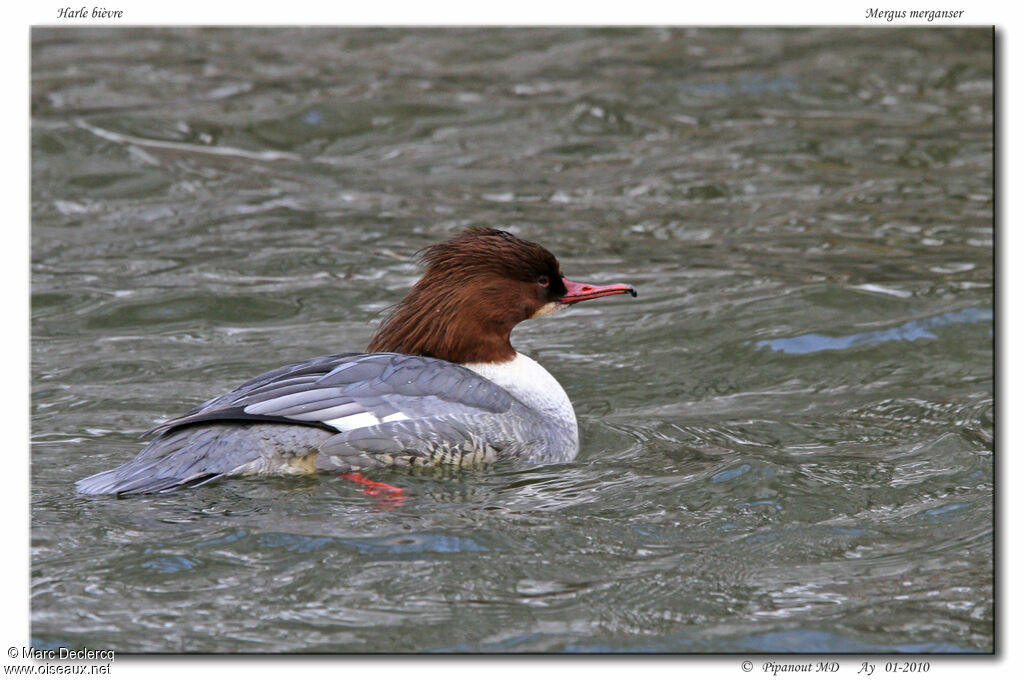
[537,275,550,287]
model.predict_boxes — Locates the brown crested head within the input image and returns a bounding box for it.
[367,227,636,364]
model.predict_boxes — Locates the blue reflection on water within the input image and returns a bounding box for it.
[340,533,488,555]
[737,500,783,510]
[563,628,984,653]
[252,531,489,555]
[712,464,751,483]
[259,533,335,553]
[139,555,199,574]
[918,502,972,520]
[755,307,992,355]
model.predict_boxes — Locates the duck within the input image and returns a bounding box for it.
[76,227,636,494]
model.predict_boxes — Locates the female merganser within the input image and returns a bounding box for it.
[76,228,636,494]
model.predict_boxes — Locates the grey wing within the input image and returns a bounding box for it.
[145,352,533,467]
[145,353,363,434]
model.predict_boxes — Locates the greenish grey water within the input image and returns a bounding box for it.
[31,27,993,653]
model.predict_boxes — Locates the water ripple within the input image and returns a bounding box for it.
[31,26,993,653]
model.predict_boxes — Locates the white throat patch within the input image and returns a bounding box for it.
[529,301,569,319]
[462,353,577,431]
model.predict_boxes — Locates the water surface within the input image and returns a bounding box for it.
[31,27,993,653]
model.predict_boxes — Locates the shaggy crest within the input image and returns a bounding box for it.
[368,228,567,364]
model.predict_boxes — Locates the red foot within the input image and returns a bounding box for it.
[340,472,407,508]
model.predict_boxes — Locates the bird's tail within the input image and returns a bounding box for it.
[75,424,273,495]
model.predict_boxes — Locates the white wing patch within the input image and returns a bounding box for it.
[324,412,381,431]
[323,410,410,431]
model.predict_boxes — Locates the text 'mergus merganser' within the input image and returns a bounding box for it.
[76,228,637,494]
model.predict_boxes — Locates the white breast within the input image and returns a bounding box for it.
[462,353,578,443]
